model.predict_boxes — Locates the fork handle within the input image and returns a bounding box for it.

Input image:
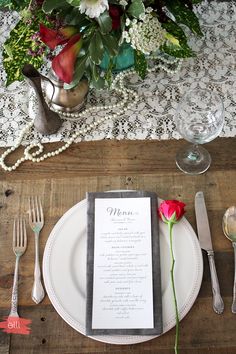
[9,256,20,317]
[32,232,45,304]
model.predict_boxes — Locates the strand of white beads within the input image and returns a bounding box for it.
[47,56,182,120]
[0,70,139,171]
[0,57,182,171]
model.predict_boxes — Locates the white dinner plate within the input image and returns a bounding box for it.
[43,195,203,345]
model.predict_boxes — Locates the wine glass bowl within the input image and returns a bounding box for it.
[175,88,224,174]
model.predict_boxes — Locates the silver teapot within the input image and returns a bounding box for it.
[43,70,89,113]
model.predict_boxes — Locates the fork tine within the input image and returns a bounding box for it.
[35,196,40,222]
[13,219,16,247]
[23,219,27,248]
[38,197,44,224]
[29,197,33,222]
[19,218,23,247]
[30,197,36,223]
[16,218,20,247]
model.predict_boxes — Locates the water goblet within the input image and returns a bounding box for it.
[175,88,224,175]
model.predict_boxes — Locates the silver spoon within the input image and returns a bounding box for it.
[222,206,236,313]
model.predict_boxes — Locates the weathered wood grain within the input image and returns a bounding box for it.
[0,138,236,353]
[6,299,236,354]
[0,138,235,180]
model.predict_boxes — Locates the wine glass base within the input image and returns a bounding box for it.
[176,145,211,175]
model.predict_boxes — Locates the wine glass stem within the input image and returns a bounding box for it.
[187,144,201,161]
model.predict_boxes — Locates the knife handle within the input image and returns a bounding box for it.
[231,242,236,314]
[207,251,224,314]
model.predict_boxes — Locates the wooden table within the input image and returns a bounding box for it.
[0,137,236,354]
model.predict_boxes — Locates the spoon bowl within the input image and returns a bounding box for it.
[222,206,236,314]
[222,206,236,242]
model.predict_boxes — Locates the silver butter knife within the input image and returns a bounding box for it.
[195,191,224,314]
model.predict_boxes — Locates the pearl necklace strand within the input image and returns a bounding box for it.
[0,56,182,172]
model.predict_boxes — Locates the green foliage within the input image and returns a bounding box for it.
[165,0,203,36]
[89,32,104,65]
[3,10,50,86]
[63,8,89,27]
[127,0,145,19]
[66,0,80,6]
[134,50,147,80]
[0,0,29,10]
[161,20,194,58]
[1,0,204,88]
[97,11,112,34]
[102,34,119,57]
[42,0,68,14]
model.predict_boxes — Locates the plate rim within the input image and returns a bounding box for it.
[43,196,203,345]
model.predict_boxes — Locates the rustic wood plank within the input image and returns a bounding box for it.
[0,173,235,307]
[0,138,236,353]
[0,309,10,354]
[0,138,235,180]
[6,298,236,354]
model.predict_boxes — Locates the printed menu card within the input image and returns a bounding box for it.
[86,191,162,335]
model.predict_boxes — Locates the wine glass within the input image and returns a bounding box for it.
[175,88,224,175]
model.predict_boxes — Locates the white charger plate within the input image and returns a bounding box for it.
[43,196,203,345]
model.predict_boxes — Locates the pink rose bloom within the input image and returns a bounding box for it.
[158,200,186,224]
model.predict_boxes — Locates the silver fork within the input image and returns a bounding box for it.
[9,218,27,317]
[29,196,45,304]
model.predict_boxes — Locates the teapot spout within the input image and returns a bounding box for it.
[22,64,62,135]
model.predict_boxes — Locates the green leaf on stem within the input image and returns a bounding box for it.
[134,50,147,79]
[63,8,90,27]
[165,0,203,36]
[66,0,81,6]
[127,0,145,19]
[102,34,119,57]
[97,10,112,34]
[89,32,104,65]
[42,0,68,13]
[161,20,195,58]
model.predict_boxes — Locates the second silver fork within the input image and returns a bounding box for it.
[29,196,45,304]
[9,218,27,317]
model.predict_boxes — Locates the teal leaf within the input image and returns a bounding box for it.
[42,0,68,14]
[89,32,104,65]
[127,0,145,19]
[97,10,112,34]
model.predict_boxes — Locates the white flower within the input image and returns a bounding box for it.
[119,0,128,6]
[79,0,108,19]
[139,13,146,21]
[125,18,131,26]
[146,7,153,14]
[125,14,166,55]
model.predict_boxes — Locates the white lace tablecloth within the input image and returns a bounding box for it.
[0,0,236,147]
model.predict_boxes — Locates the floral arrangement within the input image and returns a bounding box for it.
[1,0,203,88]
[158,199,186,354]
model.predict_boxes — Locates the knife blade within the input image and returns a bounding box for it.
[195,191,224,314]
